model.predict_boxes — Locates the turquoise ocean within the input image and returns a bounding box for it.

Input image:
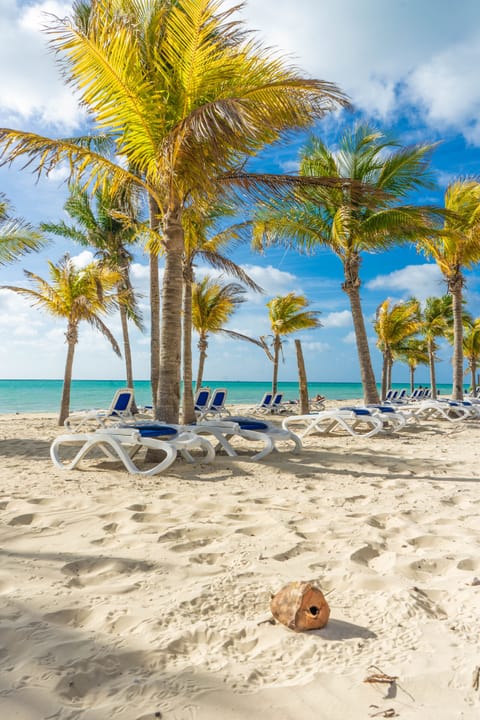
[0,379,458,414]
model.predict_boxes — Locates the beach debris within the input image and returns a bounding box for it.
[369,706,398,717]
[472,665,480,691]
[257,616,276,626]
[270,580,330,631]
[471,576,480,586]
[364,666,398,685]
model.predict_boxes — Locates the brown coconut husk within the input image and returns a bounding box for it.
[270,580,330,631]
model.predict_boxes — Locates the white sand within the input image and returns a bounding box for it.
[1,405,480,719]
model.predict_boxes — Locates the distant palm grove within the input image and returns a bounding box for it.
[1,0,480,424]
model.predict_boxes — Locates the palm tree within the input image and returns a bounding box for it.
[253,125,440,404]
[419,180,480,399]
[1,255,121,425]
[41,183,144,403]
[420,295,454,399]
[374,297,421,399]
[0,0,347,423]
[41,184,144,395]
[463,318,480,395]
[0,192,45,265]
[261,292,321,394]
[192,275,255,389]
[181,199,261,421]
[395,338,430,394]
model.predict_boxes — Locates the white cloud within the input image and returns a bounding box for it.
[234,0,480,139]
[322,309,352,328]
[366,263,445,303]
[342,331,356,345]
[0,1,84,130]
[405,32,480,139]
[71,250,94,268]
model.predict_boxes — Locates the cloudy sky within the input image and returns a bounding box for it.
[1,0,480,386]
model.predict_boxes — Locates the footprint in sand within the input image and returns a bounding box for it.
[407,534,454,550]
[457,557,480,571]
[61,557,154,587]
[350,544,381,565]
[43,607,92,628]
[8,513,35,526]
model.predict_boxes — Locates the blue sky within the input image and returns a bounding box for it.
[1,0,480,385]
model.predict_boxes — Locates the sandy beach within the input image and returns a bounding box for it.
[1,404,480,720]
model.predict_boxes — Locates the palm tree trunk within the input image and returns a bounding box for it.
[450,277,464,400]
[387,351,393,393]
[158,202,183,423]
[471,361,476,395]
[59,323,77,426]
[182,263,196,424]
[428,339,437,400]
[272,334,281,394]
[148,197,161,412]
[381,353,388,401]
[343,256,379,404]
[295,339,309,414]
[409,365,415,393]
[196,334,208,390]
[119,302,137,413]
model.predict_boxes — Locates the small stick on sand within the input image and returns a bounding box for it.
[472,665,480,691]
[364,665,399,684]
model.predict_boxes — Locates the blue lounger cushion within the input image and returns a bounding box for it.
[126,424,179,438]
[340,407,371,416]
[228,416,270,431]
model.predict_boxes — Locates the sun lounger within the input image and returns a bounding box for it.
[194,387,212,420]
[366,404,409,430]
[282,406,385,439]
[198,387,230,420]
[411,399,474,422]
[194,416,302,460]
[63,388,135,432]
[249,392,274,414]
[51,425,215,475]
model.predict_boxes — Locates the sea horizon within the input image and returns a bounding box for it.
[0,378,460,414]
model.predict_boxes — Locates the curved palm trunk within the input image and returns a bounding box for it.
[196,333,208,390]
[182,264,196,424]
[272,334,281,394]
[387,354,393,393]
[450,276,464,400]
[149,197,161,412]
[343,256,379,404]
[158,203,183,423]
[295,339,309,414]
[428,339,437,400]
[381,352,388,400]
[119,302,137,413]
[59,322,77,426]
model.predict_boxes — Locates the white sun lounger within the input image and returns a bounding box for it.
[282,407,385,439]
[51,426,215,475]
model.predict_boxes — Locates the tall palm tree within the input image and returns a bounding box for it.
[192,275,255,389]
[419,180,480,399]
[463,318,480,395]
[253,125,440,404]
[421,295,454,399]
[181,199,261,421]
[1,255,121,425]
[374,297,421,399]
[395,338,430,393]
[41,184,144,400]
[261,292,321,394]
[0,0,347,423]
[0,192,45,265]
